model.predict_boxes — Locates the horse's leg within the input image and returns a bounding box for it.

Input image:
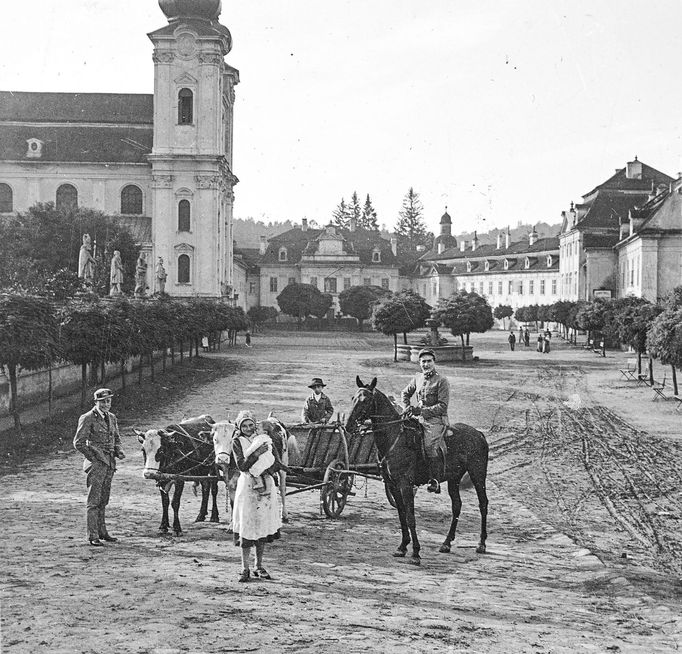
[279,470,289,523]
[159,487,170,534]
[470,468,489,554]
[440,468,465,553]
[401,481,421,565]
[209,479,220,522]
[172,481,184,536]
[390,482,411,557]
[195,480,209,522]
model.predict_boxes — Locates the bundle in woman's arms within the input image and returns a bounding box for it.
[244,433,275,476]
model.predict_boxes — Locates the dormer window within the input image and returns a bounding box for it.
[484,260,490,271]
[26,138,44,159]
[372,248,381,263]
[278,247,288,262]
[525,257,530,269]
[546,255,553,267]
[466,261,472,272]
[503,259,509,270]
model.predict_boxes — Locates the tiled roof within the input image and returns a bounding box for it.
[0,123,153,163]
[0,92,153,124]
[583,233,619,249]
[575,191,649,231]
[422,236,559,262]
[234,247,261,269]
[584,161,673,197]
[260,226,399,266]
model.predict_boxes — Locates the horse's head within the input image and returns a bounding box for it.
[211,420,237,468]
[136,428,170,478]
[345,376,378,431]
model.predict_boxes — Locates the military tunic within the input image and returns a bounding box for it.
[73,407,123,541]
[401,371,450,456]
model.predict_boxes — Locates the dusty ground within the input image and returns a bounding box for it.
[1,330,681,653]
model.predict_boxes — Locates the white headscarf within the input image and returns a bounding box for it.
[235,410,256,431]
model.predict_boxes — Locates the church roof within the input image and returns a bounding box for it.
[583,161,673,198]
[0,92,153,124]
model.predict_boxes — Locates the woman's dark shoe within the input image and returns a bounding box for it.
[253,568,271,580]
[89,539,104,547]
[238,569,250,583]
[100,535,118,542]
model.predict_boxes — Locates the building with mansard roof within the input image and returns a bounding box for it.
[614,177,682,301]
[0,0,239,299]
[413,225,560,311]
[234,218,402,315]
[558,158,673,301]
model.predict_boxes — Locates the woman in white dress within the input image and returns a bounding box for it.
[231,410,282,582]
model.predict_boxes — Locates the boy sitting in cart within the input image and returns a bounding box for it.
[301,377,334,425]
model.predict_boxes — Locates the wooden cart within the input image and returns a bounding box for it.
[285,422,386,518]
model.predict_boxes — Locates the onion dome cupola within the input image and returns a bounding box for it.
[432,206,457,254]
[158,0,222,22]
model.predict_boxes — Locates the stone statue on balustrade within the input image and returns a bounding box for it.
[78,233,97,287]
[109,250,124,296]
[134,252,148,298]
[155,257,167,294]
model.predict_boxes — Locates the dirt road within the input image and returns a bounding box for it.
[1,331,680,653]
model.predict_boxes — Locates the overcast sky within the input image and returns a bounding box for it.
[3,1,682,236]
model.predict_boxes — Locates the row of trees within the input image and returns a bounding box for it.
[331,187,433,259]
[0,294,248,432]
[510,290,682,394]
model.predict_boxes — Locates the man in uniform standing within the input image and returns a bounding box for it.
[401,349,450,494]
[73,388,125,546]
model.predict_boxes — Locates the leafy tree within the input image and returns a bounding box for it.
[433,291,494,360]
[575,300,607,345]
[663,285,682,310]
[276,282,328,328]
[332,198,351,230]
[648,307,682,395]
[617,301,663,381]
[247,305,278,332]
[371,289,431,361]
[395,187,430,257]
[0,294,59,432]
[493,304,513,330]
[360,194,379,231]
[310,293,333,320]
[339,285,389,331]
[600,296,648,347]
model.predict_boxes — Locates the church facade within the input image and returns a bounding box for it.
[0,0,238,298]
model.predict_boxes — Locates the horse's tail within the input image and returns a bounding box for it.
[287,432,299,464]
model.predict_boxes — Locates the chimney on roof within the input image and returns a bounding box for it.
[619,216,628,241]
[349,216,356,232]
[438,242,445,254]
[390,235,397,257]
[302,218,308,232]
[460,240,466,252]
[471,231,479,251]
[529,226,538,246]
[259,235,267,256]
[496,232,502,249]
[626,156,642,180]
[570,202,577,227]
[505,228,511,249]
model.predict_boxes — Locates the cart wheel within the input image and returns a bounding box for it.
[321,459,354,518]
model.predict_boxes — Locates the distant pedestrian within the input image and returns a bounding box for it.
[524,329,530,347]
[518,326,524,343]
[537,333,544,352]
[508,331,516,351]
[245,331,252,348]
[543,330,551,353]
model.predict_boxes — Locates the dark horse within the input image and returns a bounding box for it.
[346,376,489,565]
[137,415,220,536]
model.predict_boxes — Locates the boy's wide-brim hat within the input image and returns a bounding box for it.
[308,377,326,388]
[93,388,114,401]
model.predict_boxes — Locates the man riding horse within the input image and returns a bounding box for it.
[400,348,449,494]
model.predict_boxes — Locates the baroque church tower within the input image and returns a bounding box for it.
[148,0,239,297]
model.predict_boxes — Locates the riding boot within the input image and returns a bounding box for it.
[426,456,441,494]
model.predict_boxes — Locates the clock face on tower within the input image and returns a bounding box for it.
[177,33,197,58]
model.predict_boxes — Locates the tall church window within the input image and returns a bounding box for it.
[178,254,190,283]
[56,184,78,212]
[178,199,191,232]
[121,185,143,214]
[178,88,193,124]
[0,183,12,212]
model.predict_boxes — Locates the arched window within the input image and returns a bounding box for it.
[178,88,193,124]
[484,260,490,271]
[372,249,381,262]
[178,199,191,232]
[503,259,509,270]
[278,247,287,262]
[0,183,13,213]
[466,261,472,272]
[56,184,78,212]
[121,185,143,214]
[178,254,190,283]
[525,257,530,269]
[546,255,553,267]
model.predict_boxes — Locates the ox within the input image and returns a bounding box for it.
[212,412,298,523]
[136,415,220,536]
